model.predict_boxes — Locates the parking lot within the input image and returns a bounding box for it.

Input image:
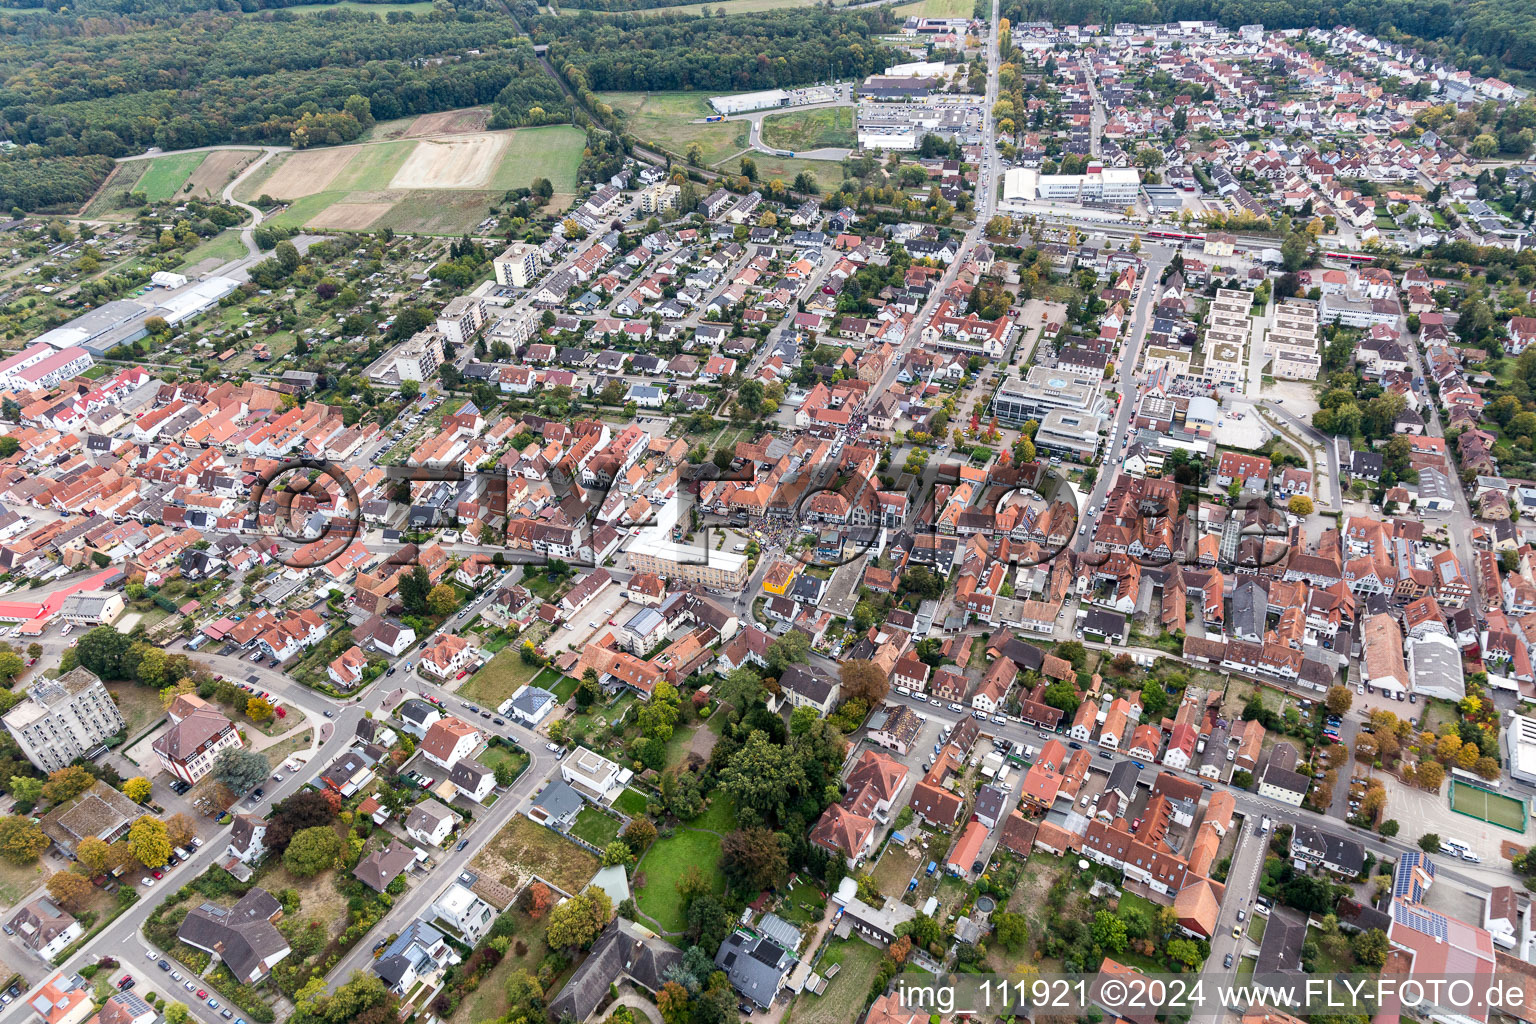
[540,583,631,658]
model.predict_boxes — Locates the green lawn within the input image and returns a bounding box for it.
[459,650,541,708]
[720,151,843,191]
[613,788,649,816]
[571,806,622,848]
[328,140,416,191]
[635,826,724,932]
[598,92,748,167]
[893,0,974,14]
[137,152,209,202]
[175,230,248,271]
[633,795,735,934]
[488,126,585,194]
[760,107,856,152]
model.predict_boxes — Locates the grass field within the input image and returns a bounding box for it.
[613,788,649,816]
[174,230,248,272]
[633,794,736,931]
[109,684,166,741]
[1449,780,1527,832]
[721,151,844,191]
[237,124,583,234]
[487,125,585,194]
[328,140,415,191]
[760,107,856,151]
[893,0,974,16]
[136,152,209,202]
[459,649,541,709]
[0,857,45,906]
[598,91,747,167]
[787,938,885,1024]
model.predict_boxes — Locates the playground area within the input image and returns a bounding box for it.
[1449,780,1528,833]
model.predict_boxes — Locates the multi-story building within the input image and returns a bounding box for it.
[435,296,488,346]
[992,365,1109,425]
[493,242,541,288]
[1265,299,1321,380]
[625,533,749,590]
[151,697,241,784]
[0,344,94,392]
[2,668,124,773]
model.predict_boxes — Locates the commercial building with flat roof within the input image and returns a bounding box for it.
[626,531,749,590]
[1001,165,1141,206]
[1034,408,1105,461]
[992,365,1109,425]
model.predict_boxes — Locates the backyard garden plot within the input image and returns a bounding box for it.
[1449,780,1528,832]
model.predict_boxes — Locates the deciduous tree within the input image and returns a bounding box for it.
[46,869,93,910]
[284,826,342,877]
[0,816,46,864]
[128,815,171,868]
[122,776,152,803]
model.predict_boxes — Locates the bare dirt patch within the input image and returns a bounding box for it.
[306,201,394,230]
[184,150,261,199]
[390,134,508,190]
[260,148,358,199]
[406,108,491,137]
[471,814,598,895]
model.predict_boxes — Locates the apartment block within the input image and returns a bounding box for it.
[2,668,125,773]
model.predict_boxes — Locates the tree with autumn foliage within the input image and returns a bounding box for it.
[42,765,94,804]
[523,881,555,920]
[46,870,93,910]
[657,981,689,1024]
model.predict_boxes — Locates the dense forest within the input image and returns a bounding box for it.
[534,7,904,92]
[0,9,569,156]
[0,154,115,213]
[1003,0,1536,80]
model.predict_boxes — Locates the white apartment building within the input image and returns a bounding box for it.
[0,344,95,392]
[435,296,488,347]
[2,668,125,773]
[493,242,541,288]
[1265,299,1321,380]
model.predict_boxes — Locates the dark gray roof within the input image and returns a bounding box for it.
[547,920,683,1022]
[1291,823,1365,875]
[449,758,492,790]
[779,664,835,705]
[714,929,795,1008]
[175,888,288,982]
[511,686,556,717]
[531,779,584,821]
